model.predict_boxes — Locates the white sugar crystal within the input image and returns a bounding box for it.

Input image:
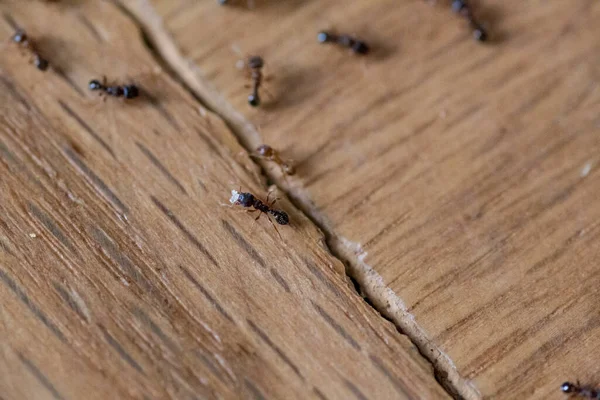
[230,190,240,204]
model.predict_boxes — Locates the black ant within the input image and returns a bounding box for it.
[317,31,369,55]
[562,382,600,399]
[218,0,256,7]
[451,0,488,42]
[88,77,140,99]
[11,29,49,71]
[251,145,295,179]
[245,56,265,107]
[229,189,289,237]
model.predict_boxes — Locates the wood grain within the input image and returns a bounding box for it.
[0,2,449,399]
[128,0,600,398]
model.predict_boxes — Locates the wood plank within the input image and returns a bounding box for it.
[128,0,600,398]
[0,2,449,399]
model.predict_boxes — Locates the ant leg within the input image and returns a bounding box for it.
[266,215,283,240]
[262,86,275,101]
[266,188,280,207]
[219,202,258,213]
[248,211,263,235]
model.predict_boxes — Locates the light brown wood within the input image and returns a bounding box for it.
[128,0,600,398]
[0,2,449,399]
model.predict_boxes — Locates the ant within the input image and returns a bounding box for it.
[229,189,289,237]
[251,145,295,179]
[562,382,600,399]
[11,29,49,71]
[451,0,488,42]
[218,0,256,7]
[317,31,369,55]
[245,56,265,107]
[88,77,140,99]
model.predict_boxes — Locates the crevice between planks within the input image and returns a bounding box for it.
[113,1,481,399]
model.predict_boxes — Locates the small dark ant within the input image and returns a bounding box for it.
[317,31,369,55]
[246,56,264,107]
[89,77,140,99]
[229,189,289,237]
[218,0,255,7]
[451,0,488,42]
[562,382,600,399]
[11,29,49,71]
[251,145,295,178]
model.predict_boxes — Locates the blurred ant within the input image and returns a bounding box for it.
[229,189,289,237]
[232,44,272,106]
[245,56,265,107]
[89,77,140,100]
[251,145,295,180]
[317,31,369,55]
[217,0,256,7]
[451,0,488,42]
[562,382,600,399]
[11,29,49,71]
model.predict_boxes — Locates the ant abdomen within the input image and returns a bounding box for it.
[270,210,289,225]
[248,93,260,107]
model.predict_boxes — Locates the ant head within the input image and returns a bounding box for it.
[256,145,273,157]
[230,190,254,207]
[89,79,103,91]
[248,94,260,107]
[561,382,576,393]
[12,29,27,44]
[273,211,289,225]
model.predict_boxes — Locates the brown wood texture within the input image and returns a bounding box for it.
[0,2,450,399]
[126,0,600,399]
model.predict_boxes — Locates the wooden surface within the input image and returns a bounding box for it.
[118,0,600,399]
[0,2,451,399]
